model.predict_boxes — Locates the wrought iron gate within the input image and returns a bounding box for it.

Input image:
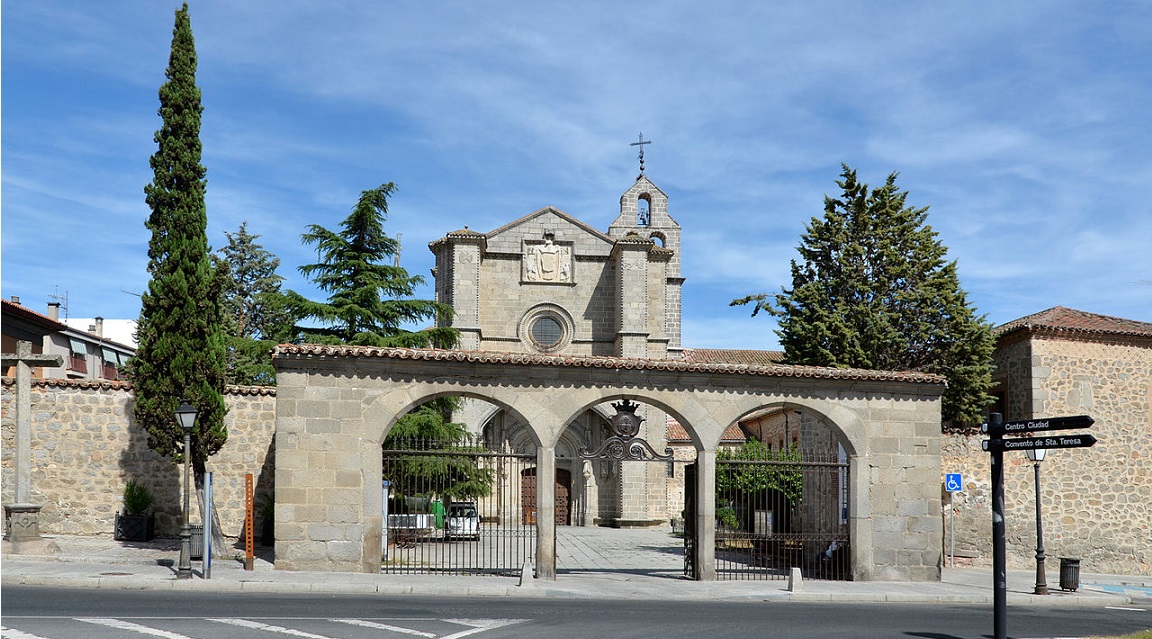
[683,462,697,579]
[382,436,536,576]
[710,451,850,581]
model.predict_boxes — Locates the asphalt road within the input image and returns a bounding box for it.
[3,585,1151,639]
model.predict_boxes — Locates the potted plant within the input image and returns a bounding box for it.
[114,478,155,541]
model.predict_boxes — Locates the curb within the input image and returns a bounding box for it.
[1,572,1134,607]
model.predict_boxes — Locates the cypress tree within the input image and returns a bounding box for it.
[733,165,994,425]
[130,3,228,475]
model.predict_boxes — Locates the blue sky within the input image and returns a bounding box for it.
[3,1,1150,350]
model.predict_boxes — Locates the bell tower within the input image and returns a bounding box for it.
[607,170,684,359]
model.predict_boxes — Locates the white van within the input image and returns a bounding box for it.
[446,501,480,540]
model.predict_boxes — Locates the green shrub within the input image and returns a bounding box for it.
[716,506,739,531]
[122,479,153,516]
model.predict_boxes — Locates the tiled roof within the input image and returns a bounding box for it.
[682,348,786,365]
[272,345,945,384]
[427,227,486,248]
[19,377,133,391]
[1,377,276,396]
[996,306,1152,339]
[1,299,68,331]
[666,420,746,443]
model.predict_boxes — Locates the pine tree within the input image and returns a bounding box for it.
[129,3,228,478]
[382,398,494,503]
[287,182,457,348]
[216,222,292,385]
[733,165,994,425]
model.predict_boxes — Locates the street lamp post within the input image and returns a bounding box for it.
[175,400,198,580]
[1025,447,1049,595]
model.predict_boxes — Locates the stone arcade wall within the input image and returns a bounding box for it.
[272,345,946,581]
[942,335,1152,575]
[1,378,276,539]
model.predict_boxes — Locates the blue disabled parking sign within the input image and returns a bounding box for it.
[945,473,963,493]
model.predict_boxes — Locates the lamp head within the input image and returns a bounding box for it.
[1025,447,1046,462]
[175,400,198,431]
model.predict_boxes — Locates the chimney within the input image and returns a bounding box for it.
[95,317,105,338]
[48,302,60,321]
[11,296,20,305]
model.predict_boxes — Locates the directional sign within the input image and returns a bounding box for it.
[982,415,1093,435]
[982,433,1097,452]
[945,473,963,493]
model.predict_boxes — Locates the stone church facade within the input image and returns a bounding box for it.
[428,175,683,360]
[427,175,685,527]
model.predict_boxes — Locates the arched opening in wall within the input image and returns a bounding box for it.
[463,397,690,578]
[649,231,666,247]
[553,398,694,580]
[713,405,851,581]
[380,395,538,576]
[637,193,652,226]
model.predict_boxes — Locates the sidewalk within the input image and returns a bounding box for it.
[3,532,1150,606]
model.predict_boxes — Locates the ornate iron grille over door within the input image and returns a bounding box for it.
[382,436,536,576]
[579,399,673,462]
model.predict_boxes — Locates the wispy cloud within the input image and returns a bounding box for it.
[4,0,1150,347]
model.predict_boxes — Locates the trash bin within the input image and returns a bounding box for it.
[1059,558,1080,591]
[189,525,203,560]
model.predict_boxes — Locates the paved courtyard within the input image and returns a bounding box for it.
[556,525,684,578]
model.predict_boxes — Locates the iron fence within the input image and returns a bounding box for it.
[382,436,537,576]
[714,452,850,581]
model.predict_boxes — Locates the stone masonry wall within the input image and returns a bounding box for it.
[942,335,1152,575]
[1,378,276,540]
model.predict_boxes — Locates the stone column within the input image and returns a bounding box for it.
[535,446,557,580]
[452,237,483,350]
[612,239,651,358]
[581,460,597,527]
[1,340,62,542]
[694,447,717,581]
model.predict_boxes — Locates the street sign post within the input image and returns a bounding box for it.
[982,434,1097,453]
[981,413,1097,639]
[945,473,963,568]
[982,415,1093,435]
[945,473,963,493]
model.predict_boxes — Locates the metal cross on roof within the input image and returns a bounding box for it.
[630,132,652,176]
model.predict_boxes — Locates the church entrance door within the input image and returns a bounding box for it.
[521,467,571,526]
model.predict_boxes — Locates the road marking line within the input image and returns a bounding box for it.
[1,626,54,639]
[76,618,197,639]
[331,619,436,637]
[441,619,528,639]
[209,618,344,639]
[1105,606,1147,611]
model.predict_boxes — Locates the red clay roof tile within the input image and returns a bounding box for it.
[996,306,1152,339]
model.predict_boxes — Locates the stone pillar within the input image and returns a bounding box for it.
[452,237,484,350]
[581,460,597,527]
[535,446,557,579]
[1,340,62,541]
[612,239,651,358]
[617,460,648,525]
[695,447,717,581]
